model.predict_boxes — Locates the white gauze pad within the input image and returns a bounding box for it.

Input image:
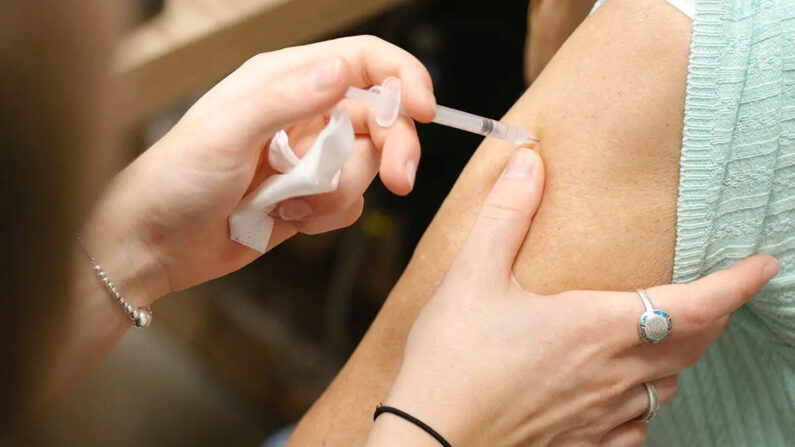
[229,108,355,252]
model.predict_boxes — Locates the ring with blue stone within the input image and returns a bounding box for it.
[637,289,672,343]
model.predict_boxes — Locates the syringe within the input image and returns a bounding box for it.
[432,105,537,145]
[345,77,538,146]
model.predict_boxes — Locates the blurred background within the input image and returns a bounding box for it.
[32,0,529,444]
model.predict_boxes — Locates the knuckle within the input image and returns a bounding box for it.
[293,203,363,235]
[579,424,605,443]
[242,53,268,69]
[297,227,320,236]
[604,375,631,403]
[684,305,712,331]
[584,413,615,438]
[241,52,284,78]
[312,191,350,216]
[355,34,385,47]
[570,290,623,325]
[736,276,762,302]
[296,222,324,235]
[478,202,525,224]
[344,201,365,227]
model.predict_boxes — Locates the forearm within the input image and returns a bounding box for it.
[31,200,167,420]
[289,0,690,444]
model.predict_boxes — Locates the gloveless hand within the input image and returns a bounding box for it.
[82,36,436,304]
[369,148,778,446]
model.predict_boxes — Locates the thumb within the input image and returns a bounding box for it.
[456,148,545,279]
[242,56,351,145]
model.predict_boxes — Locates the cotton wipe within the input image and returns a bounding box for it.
[229,108,355,252]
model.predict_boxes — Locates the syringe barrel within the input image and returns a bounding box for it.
[432,105,490,136]
[488,120,531,145]
[432,105,533,145]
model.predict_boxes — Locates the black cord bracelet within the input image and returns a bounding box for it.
[373,405,452,447]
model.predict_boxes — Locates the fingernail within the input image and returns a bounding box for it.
[503,148,536,180]
[279,199,312,221]
[762,258,780,282]
[313,58,343,91]
[406,160,417,190]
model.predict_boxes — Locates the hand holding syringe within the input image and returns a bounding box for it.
[346,77,538,145]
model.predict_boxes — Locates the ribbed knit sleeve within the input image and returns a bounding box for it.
[592,0,794,445]
[651,0,795,445]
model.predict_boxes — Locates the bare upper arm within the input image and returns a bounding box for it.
[512,0,690,292]
[525,0,594,84]
[288,0,691,444]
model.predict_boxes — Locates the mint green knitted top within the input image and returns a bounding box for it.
[592,0,795,445]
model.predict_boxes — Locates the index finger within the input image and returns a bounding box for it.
[343,99,421,195]
[609,255,779,347]
[277,35,436,123]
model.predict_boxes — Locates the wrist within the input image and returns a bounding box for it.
[365,412,443,447]
[378,377,473,447]
[80,207,170,308]
[54,223,164,404]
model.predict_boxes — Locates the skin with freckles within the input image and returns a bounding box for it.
[288,0,691,445]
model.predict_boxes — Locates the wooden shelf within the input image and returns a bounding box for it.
[116,0,407,125]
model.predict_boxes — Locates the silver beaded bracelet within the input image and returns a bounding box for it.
[77,234,152,328]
